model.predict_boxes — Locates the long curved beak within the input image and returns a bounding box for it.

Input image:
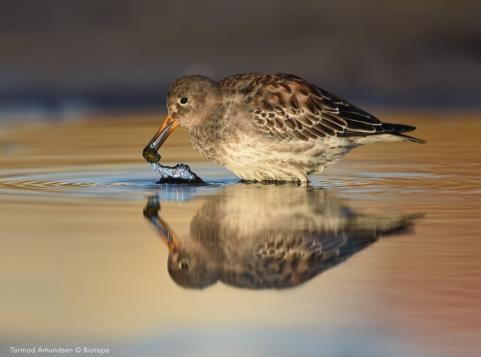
[142,115,179,164]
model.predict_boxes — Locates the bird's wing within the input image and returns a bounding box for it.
[221,231,351,289]
[231,73,387,142]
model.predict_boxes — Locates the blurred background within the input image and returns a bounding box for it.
[1,2,481,356]
[1,0,480,122]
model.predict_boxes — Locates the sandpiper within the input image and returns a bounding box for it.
[143,73,424,182]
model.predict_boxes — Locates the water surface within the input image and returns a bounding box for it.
[0,114,480,356]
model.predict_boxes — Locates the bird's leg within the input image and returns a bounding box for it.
[143,196,178,252]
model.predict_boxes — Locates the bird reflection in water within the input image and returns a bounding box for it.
[143,186,419,290]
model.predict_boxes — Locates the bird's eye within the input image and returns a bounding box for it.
[179,97,188,104]
[179,261,189,270]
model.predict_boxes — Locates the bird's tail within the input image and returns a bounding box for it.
[382,123,426,144]
[394,133,426,144]
[352,212,423,240]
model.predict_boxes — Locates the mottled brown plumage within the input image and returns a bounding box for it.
[146,73,424,182]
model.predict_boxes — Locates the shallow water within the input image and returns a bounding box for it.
[0,113,480,356]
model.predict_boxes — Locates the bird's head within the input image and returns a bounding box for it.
[167,75,221,129]
[167,246,219,289]
[143,75,221,163]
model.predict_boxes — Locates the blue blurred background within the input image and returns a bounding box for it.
[1,0,480,120]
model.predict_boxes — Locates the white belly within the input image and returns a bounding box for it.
[218,135,353,182]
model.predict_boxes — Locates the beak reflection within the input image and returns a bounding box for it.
[143,196,178,253]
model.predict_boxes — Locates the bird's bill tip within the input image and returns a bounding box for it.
[142,115,179,163]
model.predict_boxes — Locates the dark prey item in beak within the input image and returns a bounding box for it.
[142,116,205,184]
[143,115,178,164]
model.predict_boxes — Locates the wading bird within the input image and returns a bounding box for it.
[143,73,424,182]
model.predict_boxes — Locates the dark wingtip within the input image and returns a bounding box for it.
[382,122,417,134]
